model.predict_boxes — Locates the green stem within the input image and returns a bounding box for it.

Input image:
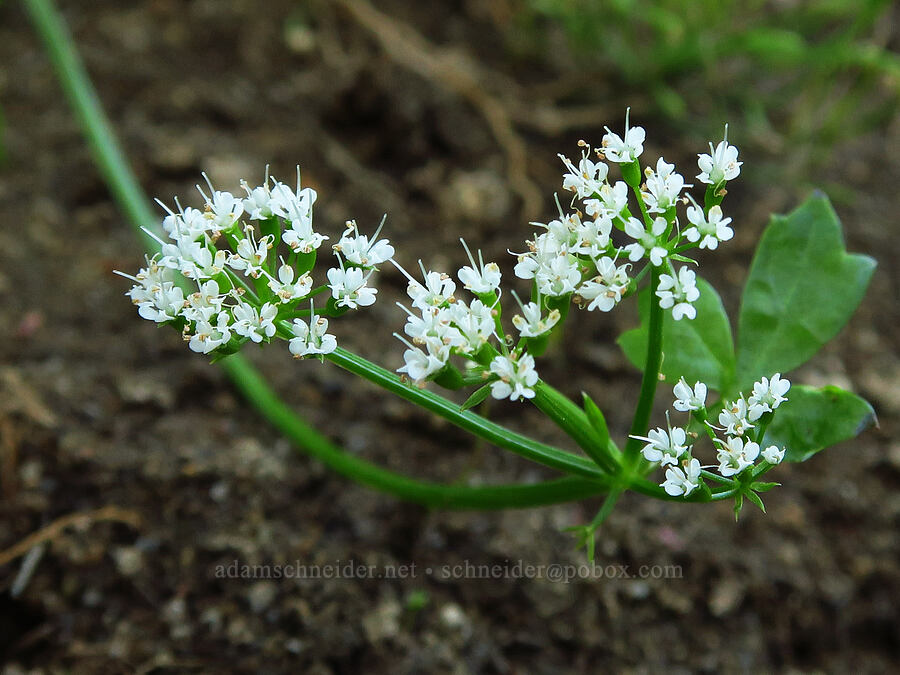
[531,381,618,474]
[25,0,611,509]
[701,469,733,486]
[219,357,609,509]
[590,488,622,528]
[327,348,608,480]
[22,0,160,241]
[623,266,664,462]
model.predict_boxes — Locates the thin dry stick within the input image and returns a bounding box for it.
[0,505,142,567]
[335,0,543,217]
[1,417,18,499]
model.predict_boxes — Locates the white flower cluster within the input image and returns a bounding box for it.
[118,169,393,359]
[515,110,740,323]
[392,111,742,402]
[631,374,790,497]
[393,241,549,402]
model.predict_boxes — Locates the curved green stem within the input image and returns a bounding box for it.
[219,356,609,508]
[24,0,611,509]
[22,0,160,240]
[623,266,664,462]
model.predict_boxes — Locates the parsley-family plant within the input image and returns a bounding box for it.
[28,0,876,558]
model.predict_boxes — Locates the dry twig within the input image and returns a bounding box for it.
[0,505,142,567]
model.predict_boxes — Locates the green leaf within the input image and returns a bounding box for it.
[764,385,877,462]
[736,193,876,390]
[618,276,735,391]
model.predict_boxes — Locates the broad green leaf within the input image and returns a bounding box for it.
[618,276,735,391]
[736,193,875,390]
[764,385,877,462]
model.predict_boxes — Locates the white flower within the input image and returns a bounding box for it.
[602,109,645,164]
[158,201,213,241]
[117,259,186,323]
[232,301,277,343]
[717,397,755,437]
[630,426,689,466]
[266,168,317,223]
[399,262,456,311]
[624,216,668,266]
[761,445,786,465]
[535,254,581,297]
[662,458,702,497]
[584,181,629,219]
[282,215,328,254]
[327,264,377,309]
[512,300,560,338]
[512,232,563,280]
[241,181,276,221]
[183,279,225,322]
[489,352,539,402]
[457,239,502,294]
[395,334,449,382]
[155,232,226,280]
[539,214,579,252]
[227,229,274,278]
[334,219,394,267]
[748,373,791,421]
[697,129,742,185]
[196,174,244,232]
[642,157,686,214]
[267,262,313,303]
[400,304,462,351]
[189,311,232,354]
[289,313,337,358]
[183,241,228,280]
[448,300,495,354]
[571,215,613,257]
[715,436,760,477]
[558,147,608,199]
[673,378,707,412]
[136,281,185,323]
[578,256,630,312]
[684,204,733,250]
[656,267,700,320]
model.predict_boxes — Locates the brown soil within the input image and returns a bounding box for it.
[1,1,898,672]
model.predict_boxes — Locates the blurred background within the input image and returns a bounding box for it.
[1,0,898,671]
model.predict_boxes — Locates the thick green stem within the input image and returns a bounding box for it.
[25,0,612,509]
[623,266,664,462]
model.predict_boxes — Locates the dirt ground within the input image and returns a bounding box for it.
[1,1,899,672]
